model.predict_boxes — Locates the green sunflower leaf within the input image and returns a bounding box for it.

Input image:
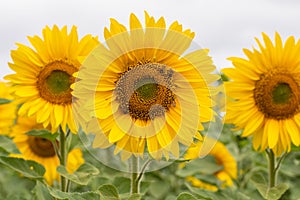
[250,173,287,200]
[98,184,120,200]
[267,183,289,200]
[47,185,100,200]
[184,183,215,200]
[176,192,198,200]
[250,173,268,199]
[148,180,170,199]
[166,195,178,200]
[176,156,223,177]
[32,181,53,200]
[0,135,19,154]
[127,193,142,200]
[113,176,131,194]
[0,156,45,179]
[56,163,100,185]
[0,147,9,156]
[0,162,35,199]
[0,98,12,105]
[221,189,251,200]
[26,129,58,141]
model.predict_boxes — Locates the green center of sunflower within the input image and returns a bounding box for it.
[46,70,71,94]
[115,63,176,121]
[37,60,78,105]
[28,136,56,157]
[254,73,300,119]
[272,83,292,104]
[135,78,158,100]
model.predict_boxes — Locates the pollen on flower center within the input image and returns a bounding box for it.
[254,73,300,119]
[37,60,77,105]
[115,63,176,121]
[28,136,56,157]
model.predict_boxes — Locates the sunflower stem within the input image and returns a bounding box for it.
[131,156,140,194]
[136,159,151,185]
[59,126,67,192]
[66,179,71,192]
[266,149,276,188]
[274,152,287,173]
[52,140,60,160]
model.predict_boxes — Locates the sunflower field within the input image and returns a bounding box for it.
[1,6,300,200]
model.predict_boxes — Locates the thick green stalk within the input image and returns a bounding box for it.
[131,156,140,194]
[267,149,276,188]
[59,126,67,192]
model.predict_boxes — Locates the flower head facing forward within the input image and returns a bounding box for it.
[10,116,84,185]
[73,12,220,160]
[5,25,99,133]
[223,32,300,155]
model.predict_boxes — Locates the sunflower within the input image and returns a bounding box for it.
[223,32,300,155]
[184,137,237,189]
[5,25,99,133]
[0,82,16,135]
[10,116,84,184]
[73,11,219,160]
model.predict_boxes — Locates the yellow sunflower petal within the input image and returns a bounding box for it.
[242,112,264,137]
[285,119,300,146]
[252,129,263,151]
[268,119,280,148]
[109,124,126,143]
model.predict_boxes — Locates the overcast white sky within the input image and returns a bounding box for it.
[1,0,300,80]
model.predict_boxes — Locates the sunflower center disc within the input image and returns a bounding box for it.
[272,83,292,104]
[115,63,176,121]
[46,71,71,94]
[254,73,300,119]
[28,136,56,157]
[37,61,77,105]
[135,78,158,100]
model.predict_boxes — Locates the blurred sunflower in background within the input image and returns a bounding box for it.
[5,25,99,133]
[73,11,220,160]
[223,32,300,155]
[10,116,84,184]
[0,82,16,135]
[184,137,237,190]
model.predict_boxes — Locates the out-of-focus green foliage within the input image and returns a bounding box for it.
[0,124,299,199]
